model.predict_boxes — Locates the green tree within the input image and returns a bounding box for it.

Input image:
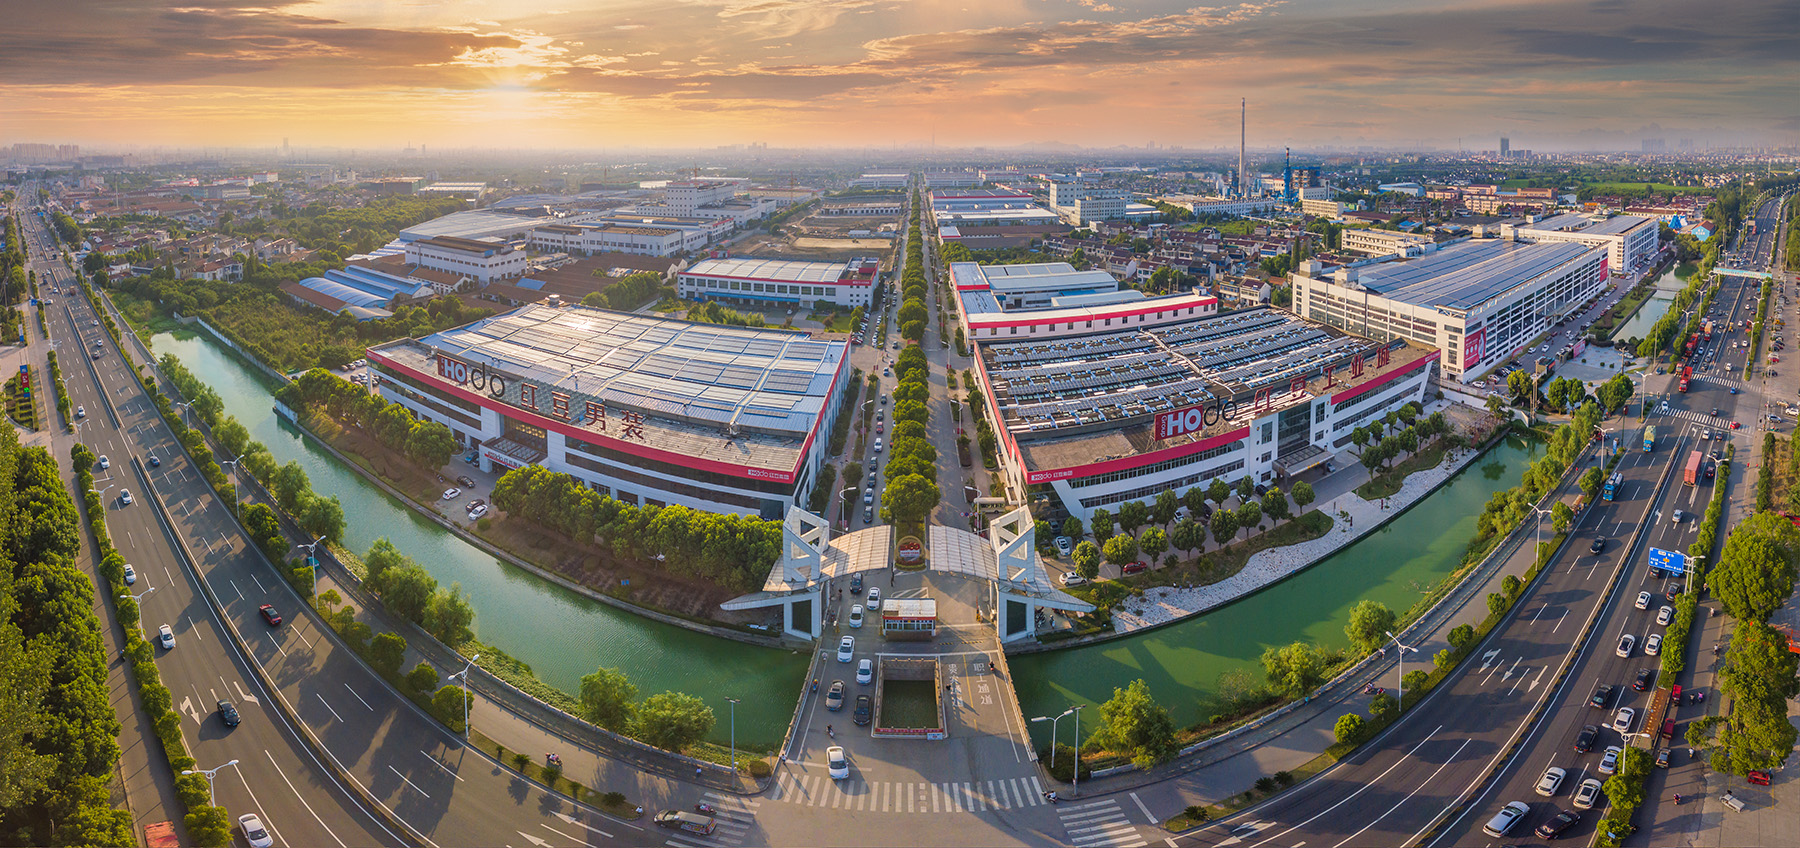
[1171,517,1201,555]
[1236,500,1261,540]
[1262,487,1290,524]
[1261,641,1324,700]
[1117,500,1148,535]
[1291,480,1315,512]
[214,416,251,459]
[1090,508,1115,544]
[881,473,940,527]
[1140,527,1168,563]
[374,562,438,624]
[1487,591,1510,618]
[1369,691,1398,721]
[1579,466,1605,499]
[1088,680,1178,769]
[369,631,407,678]
[634,692,716,752]
[431,685,470,732]
[271,460,312,512]
[406,420,458,468]
[1447,624,1476,653]
[1712,526,1799,622]
[1103,534,1140,568]
[1073,540,1101,579]
[405,663,439,695]
[1152,489,1180,526]
[1207,478,1230,505]
[1060,517,1084,539]
[301,494,346,543]
[1210,509,1238,548]
[1345,600,1398,655]
[1550,500,1574,535]
[364,537,407,583]
[1602,747,1651,812]
[578,667,639,732]
[1237,476,1256,503]
[1334,713,1366,744]
[424,583,475,646]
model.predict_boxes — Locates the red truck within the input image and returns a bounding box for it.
[1677,366,1692,392]
[1684,450,1704,486]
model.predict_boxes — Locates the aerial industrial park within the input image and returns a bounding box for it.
[3,3,1799,848]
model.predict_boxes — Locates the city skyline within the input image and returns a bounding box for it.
[1,0,1796,152]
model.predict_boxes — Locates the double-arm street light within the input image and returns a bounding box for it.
[1386,630,1420,709]
[447,654,481,742]
[181,759,239,806]
[1030,704,1086,795]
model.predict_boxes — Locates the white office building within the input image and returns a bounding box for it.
[1290,238,1608,383]
[678,256,881,309]
[529,223,704,257]
[404,236,528,284]
[1508,213,1659,276]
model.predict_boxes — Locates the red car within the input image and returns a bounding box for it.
[259,604,282,626]
[1730,421,1742,429]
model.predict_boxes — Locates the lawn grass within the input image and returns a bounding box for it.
[1354,441,1449,500]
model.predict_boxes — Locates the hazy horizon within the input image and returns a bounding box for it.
[3,0,1797,152]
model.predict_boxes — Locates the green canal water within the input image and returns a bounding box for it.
[1011,434,1542,744]
[149,330,808,748]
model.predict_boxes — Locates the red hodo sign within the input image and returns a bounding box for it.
[1155,398,1239,440]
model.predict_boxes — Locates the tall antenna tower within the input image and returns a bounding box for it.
[1238,98,1247,199]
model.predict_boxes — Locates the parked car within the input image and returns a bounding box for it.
[857,659,874,685]
[848,604,864,629]
[837,635,855,662]
[850,573,863,595]
[853,695,873,726]
[1656,747,1672,769]
[866,587,881,611]
[467,504,489,519]
[457,475,477,488]
[1061,571,1088,587]
[825,680,845,711]
[441,487,462,501]
[1054,536,1074,557]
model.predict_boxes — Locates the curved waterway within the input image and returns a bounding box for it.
[1612,262,1698,341]
[1012,435,1542,744]
[151,330,807,747]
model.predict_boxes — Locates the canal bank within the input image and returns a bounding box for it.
[146,327,808,748]
[1011,433,1542,743]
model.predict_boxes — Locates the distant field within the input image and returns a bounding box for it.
[794,237,893,250]
[1583,182,1711,195]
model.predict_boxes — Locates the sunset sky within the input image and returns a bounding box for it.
[2,0,1795,151]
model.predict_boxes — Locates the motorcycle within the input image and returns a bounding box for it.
[695,803,715,815]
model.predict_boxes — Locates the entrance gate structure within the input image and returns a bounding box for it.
[722,505,1092,644]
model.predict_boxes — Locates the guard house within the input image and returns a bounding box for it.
[882,599,938,640]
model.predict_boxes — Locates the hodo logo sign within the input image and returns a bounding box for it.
[437,355,507,398]
[1155,399,1238,440]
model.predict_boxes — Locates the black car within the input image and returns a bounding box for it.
[217,699,240,727]
[1590,538,1606,554]
[1535,809,1580,839]
[853,695,873,726]
[1588,684,1614,709]
[1575,724,1599,753]
[850,573,864,595]
[1634,667,1655,692]
[456,475,477,489]
[1665,580,1684,601]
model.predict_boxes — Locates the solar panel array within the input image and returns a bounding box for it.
[422,303,842,437]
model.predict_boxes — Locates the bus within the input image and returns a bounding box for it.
[1643,426,1656,452]
[1604,472,1623,501]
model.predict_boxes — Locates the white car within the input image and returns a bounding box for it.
[1573,777,1603,809]
[1613,707,1636,734]
[1616,633,1636,657]
[1061,571,1088,587]
[238,813,273,848]
[1645,634,1663,656]
[97,455,109,470]
[1536,765,1567,796]
[1599,745,1622,774]
[441,487,462,501]
[1482,801,1529,838]
[1055,536,1074,557]
[122,563,136,585]
[467,503,489,519]
[866,587,881,611]
[827,746,850,780]
[857,658,874,685]
[848,604,864,629]
[1636,591,1653,610]
[157,623,175,649]
[836,635,855,663]
[75,405,85,418]
[1657,605,1674,625]
[119,490,133,506]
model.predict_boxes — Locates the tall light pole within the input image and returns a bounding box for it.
[1030,704,1085,793]
[173,401,194,429]
[726,696,740,775]
[1385,630,1419,709]
[181,759,239,806]
[447,654,480,742]
[220,456,242,517]
[1529,504,1554,557]
[294,534,327,574]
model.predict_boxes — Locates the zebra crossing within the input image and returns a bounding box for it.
[767,771,1051,813]
[1659,408,1739,430]
[1056,798,1148,848]
[661,792,757,848]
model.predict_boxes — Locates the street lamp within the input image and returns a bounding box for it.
[1529,504,1554,555]
[1030,704,1086,794]
[446,654,480,742]
[726,696,740,775]
[294,534,327,573]
[119,586,156,604]
[181,759,239,806]
[220,456,242,516]
[172,401,194,429]
[1385,630,1420,709]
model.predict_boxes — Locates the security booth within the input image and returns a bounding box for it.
[882,599,937,641]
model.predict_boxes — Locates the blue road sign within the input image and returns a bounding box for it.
[1648,547,1687,576]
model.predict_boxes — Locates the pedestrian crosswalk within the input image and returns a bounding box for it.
[1057,798,1147,848]
[662,793,757,847]
[767,771,1051,812]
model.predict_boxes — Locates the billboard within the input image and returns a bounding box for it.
[1648,547,1687,577]
[1154,398,1239,440]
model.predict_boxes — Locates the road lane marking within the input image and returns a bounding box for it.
[343,684,374,711]
[262,749,347,848]
[1130,792,1156,823]
[1331,729,1473,846]
[230,580,245,601]
[388,765,431,799]
[551,811,613,838]
[315,693,343,723]
[253,573,267,593]
[1248,725,1445,847]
